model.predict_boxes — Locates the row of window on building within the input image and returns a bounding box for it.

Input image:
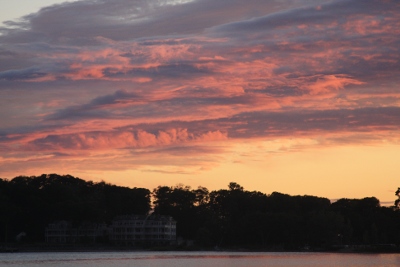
[45,214,176,245]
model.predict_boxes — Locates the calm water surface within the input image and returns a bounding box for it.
[1,251,400,267]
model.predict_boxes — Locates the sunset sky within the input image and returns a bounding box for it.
[0,0,399,204]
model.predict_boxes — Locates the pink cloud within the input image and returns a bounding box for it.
[0,0,399,179]
[305,75,365,95]
[25,128,227,151]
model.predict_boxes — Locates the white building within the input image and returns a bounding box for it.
[45,214,177,246]
[45,221,108,243]
[110,214,176,245]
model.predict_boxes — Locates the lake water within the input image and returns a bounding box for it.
[1,251,400,267]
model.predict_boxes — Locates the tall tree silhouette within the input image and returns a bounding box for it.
[395,188,400,209]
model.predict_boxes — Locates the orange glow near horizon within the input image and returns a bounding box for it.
[3,140,398,205]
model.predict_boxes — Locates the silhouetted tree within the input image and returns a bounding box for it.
[0,174,151,243]
[2,176,400,249]
[152,185,200,239]
[395,188,400,209]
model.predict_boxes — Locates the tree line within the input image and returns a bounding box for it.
[1,174,399,250]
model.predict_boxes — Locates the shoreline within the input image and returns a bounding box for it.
[2,243,399,254]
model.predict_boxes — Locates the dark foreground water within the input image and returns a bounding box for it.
[1,251,400,267]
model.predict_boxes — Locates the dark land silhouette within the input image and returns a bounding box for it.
[1,174,400,252]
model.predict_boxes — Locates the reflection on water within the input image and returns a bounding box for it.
[1,251,400,267]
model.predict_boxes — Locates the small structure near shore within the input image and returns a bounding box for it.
[45,221,108,243]
[45,214,176,246]
[110,214,176,246]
